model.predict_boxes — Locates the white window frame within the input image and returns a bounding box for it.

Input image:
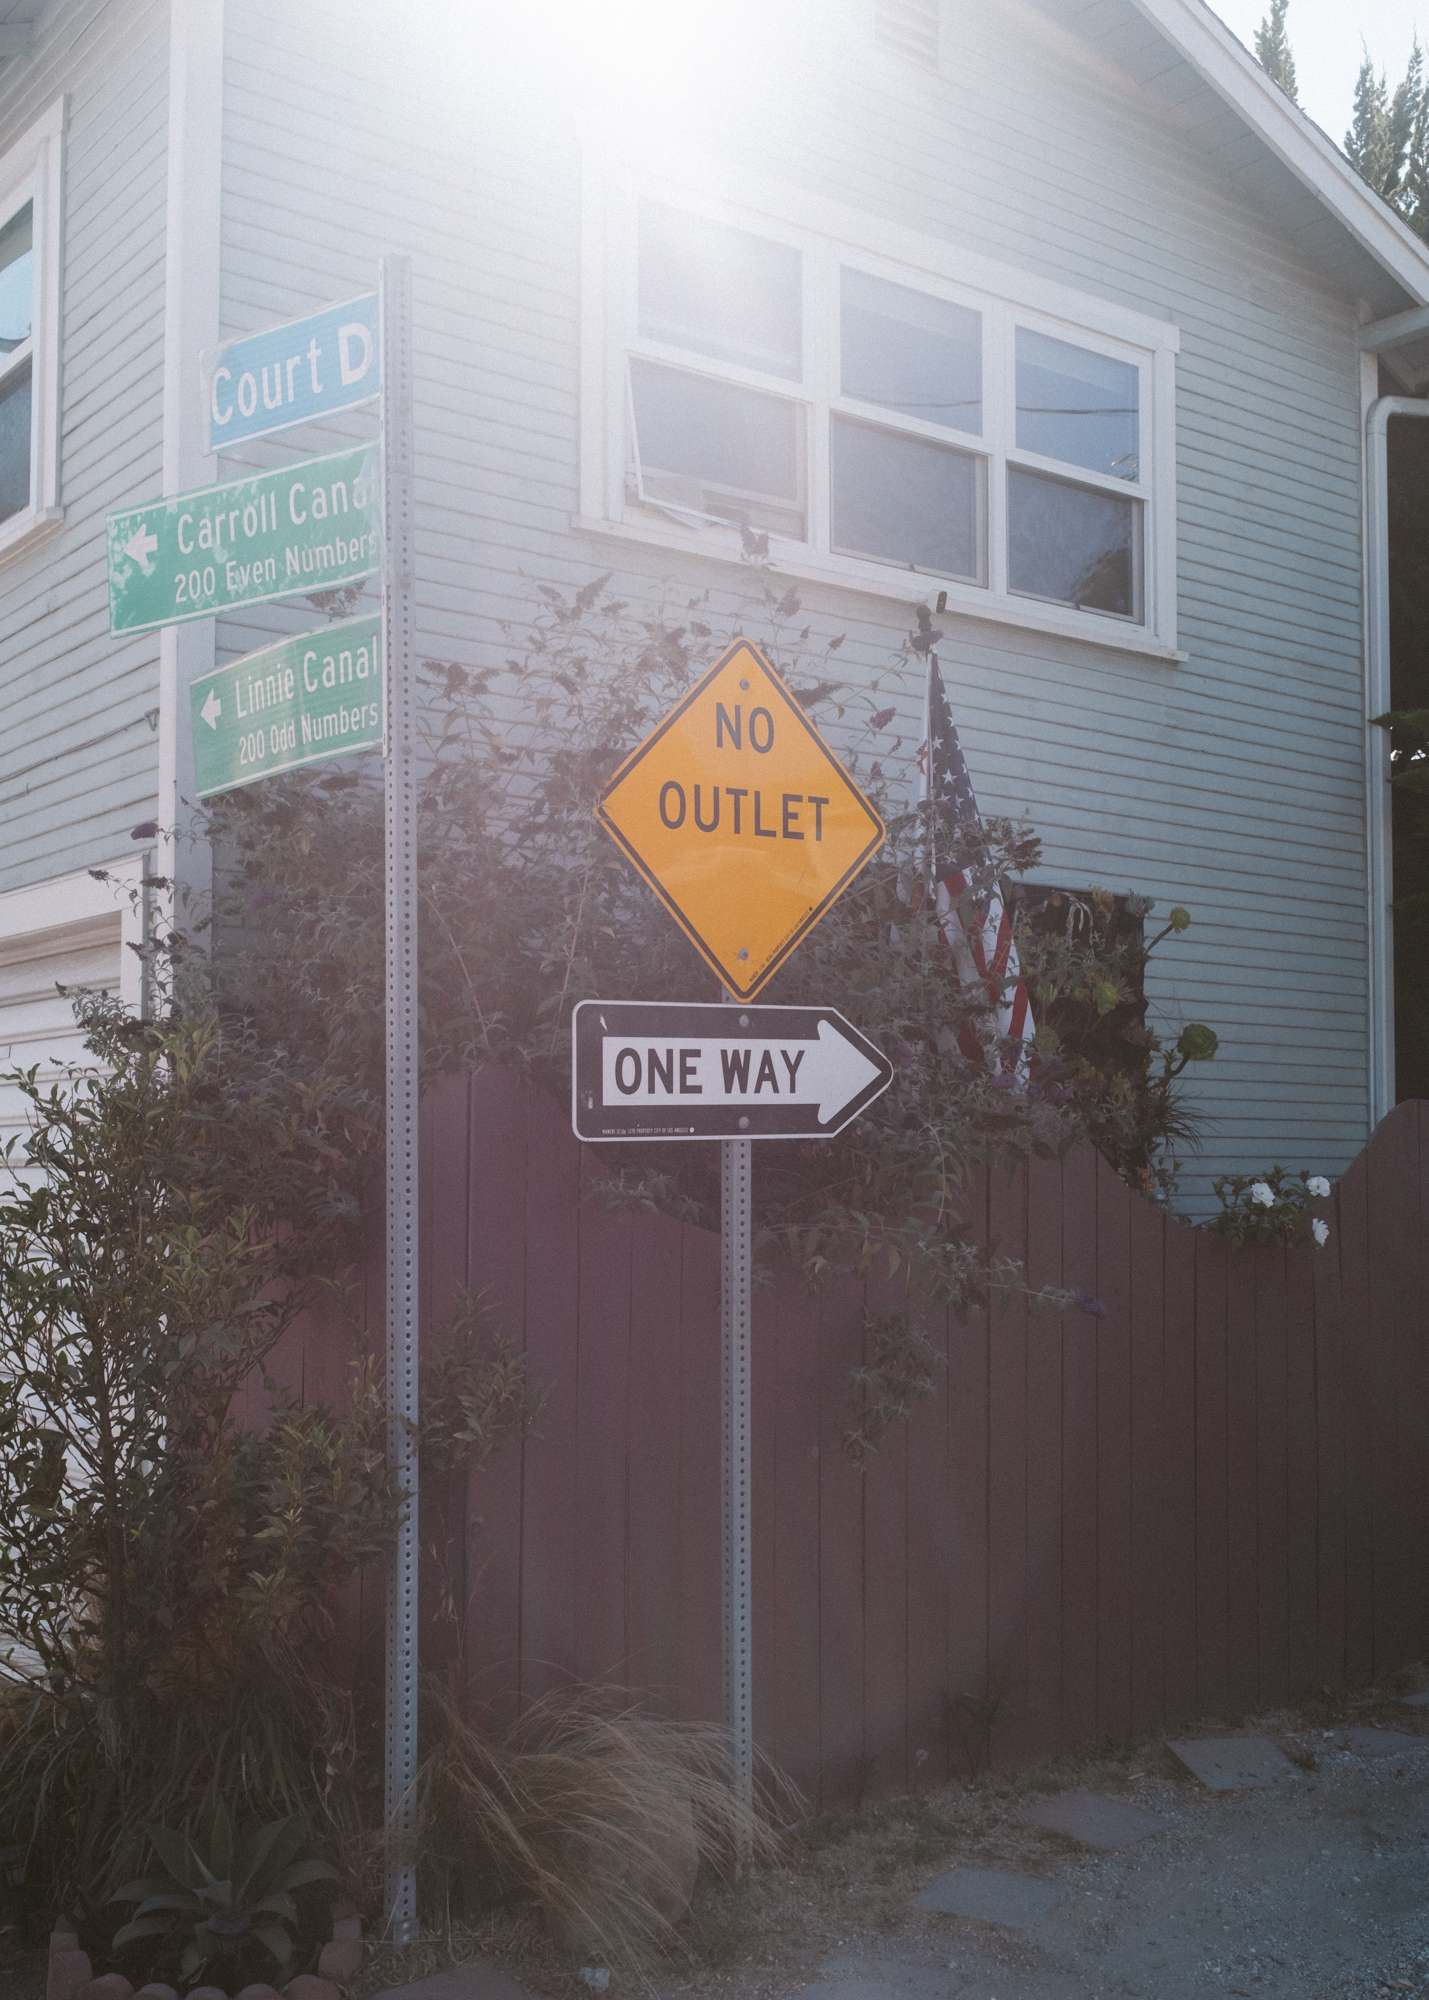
[0,97,64,567]
[578,155,1182,662]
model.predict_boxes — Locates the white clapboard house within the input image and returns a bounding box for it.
[1,0,1428,1210]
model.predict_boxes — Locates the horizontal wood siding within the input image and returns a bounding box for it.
[0,0,167,895]
[219,0,1372,1212]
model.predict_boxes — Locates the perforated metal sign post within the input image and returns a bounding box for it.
[379,253,420,1945]
[591,641,888,1868]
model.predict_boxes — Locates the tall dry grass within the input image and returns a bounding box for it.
[421,1684,797,1966]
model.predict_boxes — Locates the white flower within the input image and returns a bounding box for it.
[1312,1218,1330,1247]
[1250,1180,1275,1207]
[1307,1175,1331,1198]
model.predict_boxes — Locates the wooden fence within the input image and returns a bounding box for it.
[278,1070,1429,1808]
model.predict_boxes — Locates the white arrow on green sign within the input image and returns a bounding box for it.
[190,614,383,798]
[108,443,381,636]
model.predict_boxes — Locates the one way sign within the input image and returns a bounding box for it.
[571,1000,893,1143]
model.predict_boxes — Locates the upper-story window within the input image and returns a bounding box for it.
[581,168,1180,659]
[0,99,63,563]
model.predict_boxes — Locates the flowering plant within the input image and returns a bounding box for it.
[1209,1165,1332,1247]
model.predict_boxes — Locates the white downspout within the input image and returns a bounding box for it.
[1364,394,1429,1127]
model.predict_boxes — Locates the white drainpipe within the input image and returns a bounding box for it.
[1364,395,1429,1127]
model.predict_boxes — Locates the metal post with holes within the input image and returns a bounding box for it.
[381,251,420,1944]
[720,993,754,1869]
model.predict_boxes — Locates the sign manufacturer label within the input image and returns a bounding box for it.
[203,294,381,452]
[107,443,381,635]
[189,613,383,798]
[571,999,893,1142]
[595,638,884,999]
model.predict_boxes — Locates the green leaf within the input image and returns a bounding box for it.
[276,1857,339,1891]
[146,1826,200,1888]
[132,1894,200,1919]
[251,1924,295,1968]
[112,1917,177,1949]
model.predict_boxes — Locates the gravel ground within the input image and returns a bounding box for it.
[4,1693,1427,2000]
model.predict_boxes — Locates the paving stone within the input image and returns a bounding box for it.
[371,1967,535,2000]
[913,1864,1061,1929]
[1166,1732,1297,1790]
[1334,1725,1425,1757]
[1018,1788,1168,1850]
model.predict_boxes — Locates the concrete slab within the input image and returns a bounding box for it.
[1334,1726,1425,1757]
[1166,1733,1297,1791]
[913,1864,1061,1929]
[372,1968,536,2000]
[1018,1788,1168,1850]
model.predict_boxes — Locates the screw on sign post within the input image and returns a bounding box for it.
[592,638,885,1861]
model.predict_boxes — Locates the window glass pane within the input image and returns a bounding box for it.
[630,359,804,536]
[0,202,33,356]
[841,269,981,433]
[1007,467,1140,618]
[1015,328,1138,479]
[830,416,983,582]
[0,361,32,523]
[638,204,801,380]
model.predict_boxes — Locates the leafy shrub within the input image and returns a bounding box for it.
[109,1808,338,1987]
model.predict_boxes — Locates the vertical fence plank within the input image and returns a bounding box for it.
[1417,1106,1429,1666]
[1194,1230,1230,1718]
[1162,1219,1198,1727]
[769,1259,823,1798]
[465,1069,531,1725]
[1224,1243,1258,1717]
[1129,1186,1166,1741]
[819,1280,868,1805]
[677,1220,722,1727]
[1367,1108,1419,1674]
[1337,1157,1374,1685]
[1254,1246,1289,1712]
[626,1210,685,1711]
[1283,1245,1318,1699]
[862,1272,911,1792]
[987,1162,1031,1767]
[1313,1170,1348,1690]
[906,1271,953,1784]
[1095,1155,1133,1744]
[1023,1152,1063,1763]
[518,1087,582,1706]
[1060,1149,1098,1748]
[573,1152,632,1689]
[947,1171,991,1779]
[423,1074,471,1678]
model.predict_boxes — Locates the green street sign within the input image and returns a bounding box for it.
[190,614,383,797]
[108,444,381,635]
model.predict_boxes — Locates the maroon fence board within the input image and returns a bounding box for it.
[279,1074,1429,1809]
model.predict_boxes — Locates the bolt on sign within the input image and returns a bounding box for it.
[595,638,885,999]
[190,614,383,799]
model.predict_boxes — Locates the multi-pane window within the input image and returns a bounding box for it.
[0,201,36,525]
[597,182,1177,650]
[0,99,63,558]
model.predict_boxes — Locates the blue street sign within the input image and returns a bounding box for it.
[202,293,381,452]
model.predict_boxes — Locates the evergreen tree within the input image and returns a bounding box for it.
[1253,0,1298,103]
[1346,49,1394,194]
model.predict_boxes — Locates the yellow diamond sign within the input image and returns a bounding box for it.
[596,638,885,1000]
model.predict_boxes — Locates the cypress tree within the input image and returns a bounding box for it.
[1253,0,1299,104]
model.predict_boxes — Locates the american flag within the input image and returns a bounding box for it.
[914,653,1035,1080]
